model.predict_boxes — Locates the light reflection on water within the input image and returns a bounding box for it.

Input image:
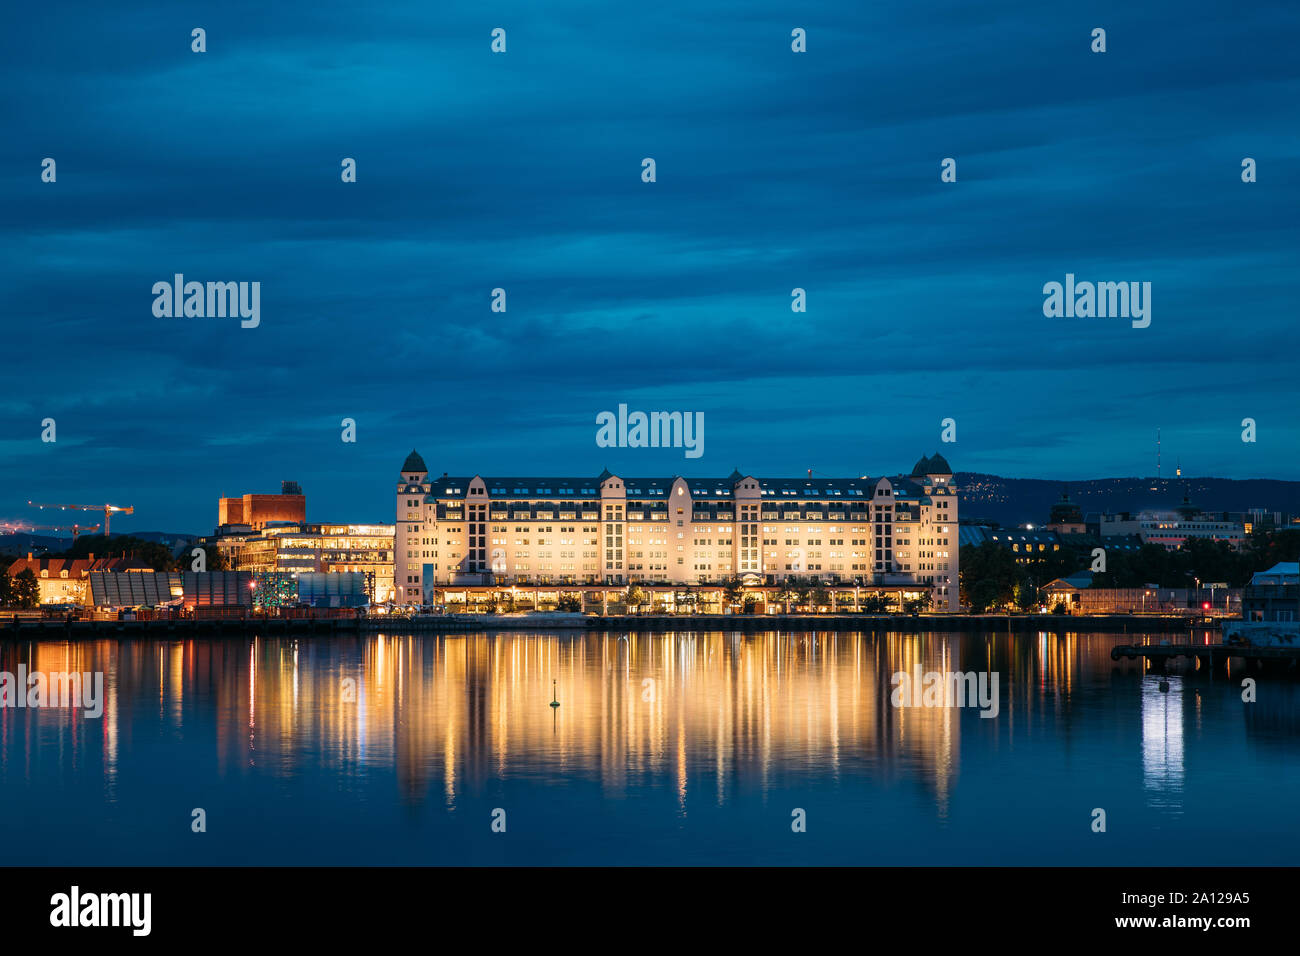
[1142,675,1185,812]
[0,629,1296,865]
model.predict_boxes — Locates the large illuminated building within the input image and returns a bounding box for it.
[214,523,397,604]
[395,450,958,610]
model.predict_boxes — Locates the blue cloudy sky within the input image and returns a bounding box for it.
[1,0,1297,532]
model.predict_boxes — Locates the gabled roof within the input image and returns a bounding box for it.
[8,557,93,577]
[6,555,151,577]
[1044,572,1094,590]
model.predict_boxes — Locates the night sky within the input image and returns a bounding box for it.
[2,1,1297,533]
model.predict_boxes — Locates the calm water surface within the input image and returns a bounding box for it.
[1,629,1296,865]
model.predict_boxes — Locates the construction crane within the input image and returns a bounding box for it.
[0,522,101,541]
[27,502,134,537]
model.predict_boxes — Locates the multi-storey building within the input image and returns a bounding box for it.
[214,523,396,603]
[395,451,958,610]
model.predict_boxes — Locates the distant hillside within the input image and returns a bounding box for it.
[0,532,68,554]
[0,530,197,557]
[957,473,1300,527]
[111,531,199,549]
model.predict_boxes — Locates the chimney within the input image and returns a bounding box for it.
[27,552,32,561]
[89,553,95,562]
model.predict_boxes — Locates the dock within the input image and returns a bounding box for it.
[1111,641,1300,673]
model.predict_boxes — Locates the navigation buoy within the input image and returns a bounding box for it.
[550,678,560,708]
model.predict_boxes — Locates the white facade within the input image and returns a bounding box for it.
[395,452,959,610]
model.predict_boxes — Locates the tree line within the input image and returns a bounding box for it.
[959,528,1300,613]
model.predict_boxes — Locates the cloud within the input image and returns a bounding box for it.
[1,0,1298,528]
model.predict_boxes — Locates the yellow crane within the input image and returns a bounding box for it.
[27,502,134,537]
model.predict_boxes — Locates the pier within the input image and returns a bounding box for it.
[1110,641,1300,673]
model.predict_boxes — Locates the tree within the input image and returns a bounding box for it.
[903,593,932,614]
[0,570,13,607]
[810,586,831,612]
[12,568,40,608]
[967,579,1003,614]
[557,593,582,612]
[625,586,647,614]
[722,577,744,608]
[173,544,229,572]
[959,542,1017,610]
[1245,528,1300,570]
[774,582,797,613]
[742,594,758,614]
[861,593,890,614]
[55,535,176,572]
[1013,572,1039,611]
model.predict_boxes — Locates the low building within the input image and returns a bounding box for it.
[89,571,184,608]
[1042,572,1094,609]
[88,571,254,609]
[88,570,367,611]
[293,571,370,608]
[1240,562,1299,622]
[7,553,151,605]
[1042,572,1240,615]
